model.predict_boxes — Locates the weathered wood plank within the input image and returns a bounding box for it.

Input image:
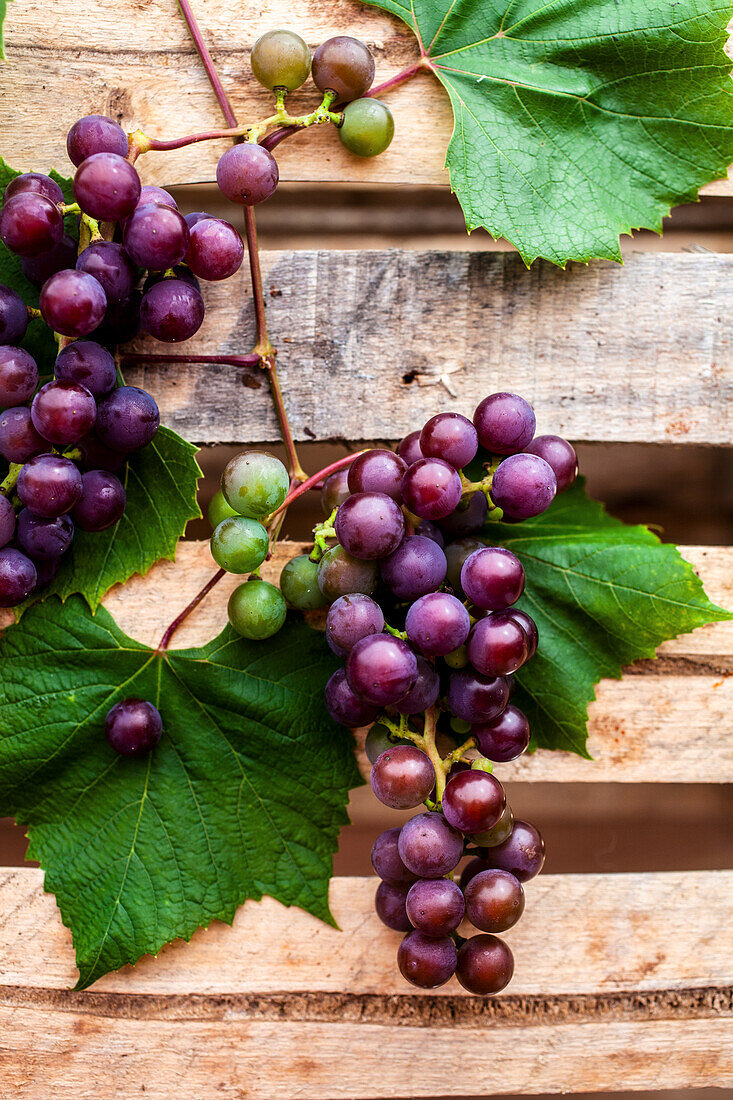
[120,251,733,445]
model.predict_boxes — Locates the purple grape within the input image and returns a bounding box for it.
[438,490,488,538]
[186,218,244,281]
[143,263,200,294]
[140,277,205,342]
[370,746,434,809]
[415,519,444,546]
[347,448,406,502]
[72,469,127,531]
[398,929,457,989]
[347,633,417,706]
[17,453,83,517]
[467,612,529,676]
[398,811,464,877]
[473,392,536,455]
[0,346,38,407]
[406,877,465,936]
[420,412,478,469]
[31,380,97,445]
[445,536,485,591]
[405,591,471,657]
[393,656,440,715]
[375,881,412,931]
[334,492,404,560]
[73,153,141,221]
[321,467,350,515]
[77,432,127,473]
[326,593,384,656]
[491,453,557,519]
[324,668,380,727]
[456,934,514,995]
[482,820,546,882]
[0,193,63,257]
[123,202,189,269]
[507,608,538,659]
[67,115,128,166]
[459,856,491,890]
[39,270,107,338]
[54,340,116,396]
[0,494,15,548]
[371,826,418,885]
[95,291,142,347]
[0,407,44,462]
[402,458,462,521]
[380,534,447,600]
[34,556,60,589]
[21,234,77,287]
[136,185,177,211]
[0,548,37,606]
[4,172,64,205]
[396,430,423,465]
[465,869,524,934]
[75,241,137,304]
[95,386,159,452]
[460,546,525,611]
[447,669,510,724]
[317,544,378,600]
[184,211,211,229]
[216,144,279,205]
[105,697,163,756]
[16,509,74,560]
[474,705,530,762]
[312,36,375,101]
[442,770,505,835]
[525,434,578,493]
[0,286,29,344]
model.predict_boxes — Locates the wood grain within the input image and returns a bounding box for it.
[119,250,733,445]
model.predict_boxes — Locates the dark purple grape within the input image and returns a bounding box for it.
[55,340,116,396]
[365,722,412,763]
[17,453,83,517]
[445,536,485,591]
[460,546,525,611]
[326,593,384,656]
[474,705,530,762]
[312,36,375,101]
[72,469,127,531]
[398,812,464,877]
[73,153,141,221]
[447,669,510,724]
[75,241,137,304]
[0,494,16,548]
[525,434,578,493]
[0,547,37,606]
[16,509,74,560]
[393,656,440,715]
[136,185,177,211]
[406,877,465,936]
[39,270,107,338]
[459,856,491,891]
[473,392,536,455]
[105,697,163,757]
[398,929,457,989]
[95,386,159,452]
[464,869,524,934]
[140,277,205,342]
[420,412,478,469]
[491,453,557,520]
[381,535,447,600]
[143,264,200,294]
[67,115,128,166]
[324,668,380,727]
[21,234,77,287]
[402,458,462,521]
[405,591,471,657]
[438,490,488,538]
[370,746,434,809]
[4,172,64,205]
[371,826,418,885]
[216,144,279,205]
[481,820,545,882]
[184,211,211,229]
[334,492,404,560]
[507,608,538,659]
[31,380,96,445]
[415,519,444,546]
[375,881,412,931]
[467,612,529,676]
[347,448,406,502]
[0,407,45,462]
[77,432,127,473]
[0,286,29,344]
[317,544,378,600]
[347,633,417,706]
[0,193,63,257]
[396,430,423,465]
[321,467,350,515]
[186,218,244,281]
[34,556,60,589]
[471,804,515,847]
[456,934,514,995]
[442,770,505,835]
[0,346,38,407]
[94,291,142,347]
[123,202,189,269]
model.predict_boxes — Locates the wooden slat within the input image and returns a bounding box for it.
[120,250,733,445]
[3,0,732,201]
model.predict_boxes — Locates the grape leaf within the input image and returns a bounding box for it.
[364,0,733,265]
[0,597,359,989]
[481,480,732,755]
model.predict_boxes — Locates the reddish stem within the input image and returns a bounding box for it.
[267,451,365,524]
[157,568,226,652]
[176,0,238,127]
[261,125,300,152]
[121,352,260,369]
[148,127,243,151]
[243,207,271,357]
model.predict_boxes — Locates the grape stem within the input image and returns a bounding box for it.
[443,736,477,769]
[0,463,22,497]
[120,352,261,369]
[265,451,366,526]
[176,0,238,128]
[310,509,337,561]
[422,705,447,802]
[156,567,226,652]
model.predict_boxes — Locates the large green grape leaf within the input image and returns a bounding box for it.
[0,597,358,989]
[481,480,732,755]
[364,0,733,265]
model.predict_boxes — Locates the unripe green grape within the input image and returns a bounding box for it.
[472,804,515,848]
[222,450,289,519]
[450,715,472,735]
[316,543,378,600]
[228,576,287,639]
[280,553,328,610]
[365,722,412,764]
[338,98,394,158]
[251,28,312,92]
[210,516,269,574]
[208,489,239,529]
[444,644,469,670]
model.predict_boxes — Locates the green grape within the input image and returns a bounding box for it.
[472,805,515,848]
[221,450,289,519]
[207,489,239,529]
[210,516,269,574]
[338,98,394,158]
[365,722,412,764]
[316,543,378,600]
[228,576,287,640]
[444,644,469,670]
[450,715,473,735]
[280,553,328,610]
[251,28,312,92]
